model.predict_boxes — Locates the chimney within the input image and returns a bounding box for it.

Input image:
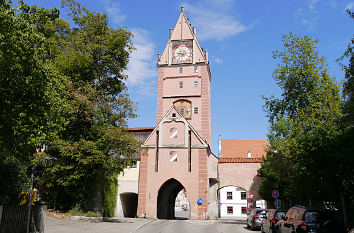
[205,50,208,61]
[158,53,161,61]
[247,151,252,158]
[193,27,196,35]
[181,6,184,12]
[169,28,173,38]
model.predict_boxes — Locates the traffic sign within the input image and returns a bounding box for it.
[249,193,254,199]
[274,199,282,209]
[272,190,279,199]
[197,198,203,205]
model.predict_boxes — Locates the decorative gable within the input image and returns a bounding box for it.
[144,106,208,148]
[157,7,207,66]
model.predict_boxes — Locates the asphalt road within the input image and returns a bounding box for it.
[45,215,255,233]
[136,219,253,233]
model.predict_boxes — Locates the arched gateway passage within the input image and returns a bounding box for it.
[157,178,186,219]
[120,192,138,217]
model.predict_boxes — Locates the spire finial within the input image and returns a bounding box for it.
[181,6,184,12]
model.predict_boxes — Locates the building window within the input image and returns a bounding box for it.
[193,107,199,114]
[170,127,177,138]
[172,113,176,117]
[194,65,198,72]
[179,81,183,88]
[179,65,183,73]
[170,151,177,162]
[194,80,198,88]
[227,206,233,214]
[227,192,232,200]
[241,192,247,200]
[241,207,247,214]
[179,107,185,116]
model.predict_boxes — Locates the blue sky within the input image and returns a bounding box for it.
[23,0,354,154]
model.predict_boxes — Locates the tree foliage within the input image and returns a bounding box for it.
[259,33,345,205]
[0,0,140,215]
[0,0,70,202]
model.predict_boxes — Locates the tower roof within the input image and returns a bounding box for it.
[158,7,208,66]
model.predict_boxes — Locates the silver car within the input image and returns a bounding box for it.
[247,209,268,231]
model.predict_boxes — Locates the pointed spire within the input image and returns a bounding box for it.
[157,7,208,66]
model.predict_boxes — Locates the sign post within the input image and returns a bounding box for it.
[272,190,282,209]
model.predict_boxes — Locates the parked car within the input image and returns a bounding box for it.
[277,205,346,233]
[261,209,286,233]
[247,208,268,231]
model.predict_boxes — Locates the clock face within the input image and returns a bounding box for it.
[172,41,193,63]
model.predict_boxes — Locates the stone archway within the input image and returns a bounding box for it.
[157,178,185,219]
[120,192,138,217]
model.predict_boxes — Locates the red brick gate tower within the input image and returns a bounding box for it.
[137,7,217,219]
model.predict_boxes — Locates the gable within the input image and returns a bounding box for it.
[144,106,208,148]
[170,13,194,40]
[158,8,207,66]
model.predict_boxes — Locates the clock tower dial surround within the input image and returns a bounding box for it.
[172,41,193,63]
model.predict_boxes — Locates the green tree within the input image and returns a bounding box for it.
[260,33,343,206]
[36,1,141,215]
[337,10,354,226]
[0,1,140,216]
[0,0,70,203]
[341,10,354,125]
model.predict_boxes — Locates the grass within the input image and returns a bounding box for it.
[68,204,102,217]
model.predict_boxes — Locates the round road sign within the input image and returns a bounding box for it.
[274,199,282,209]
[197,198,203,205]
[272,190,279,199]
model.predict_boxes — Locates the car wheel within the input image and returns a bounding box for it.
[251,224,255,231]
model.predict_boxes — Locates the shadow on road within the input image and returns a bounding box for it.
[175,217,188,220]
[243,226,260,231]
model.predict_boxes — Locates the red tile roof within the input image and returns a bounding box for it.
[127,127,154,133]
[218,157,263,163]
[220,139,269,158]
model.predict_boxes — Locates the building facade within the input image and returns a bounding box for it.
[136,7,218,220]
[218,139,269,218]
[116,8,268,220]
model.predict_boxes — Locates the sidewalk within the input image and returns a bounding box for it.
[45,215,155,233]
